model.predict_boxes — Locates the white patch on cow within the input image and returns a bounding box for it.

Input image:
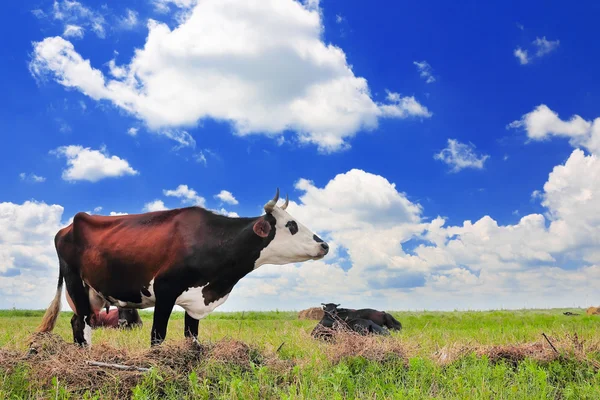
[254,206,326,269]
[175,285,229,320]
[83,316,92,345]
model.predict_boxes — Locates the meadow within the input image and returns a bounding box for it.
[1,308,599,399]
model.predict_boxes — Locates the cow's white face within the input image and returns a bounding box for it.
[254,205,329,268]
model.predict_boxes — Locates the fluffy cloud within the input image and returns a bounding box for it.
[51,145,139,182]
[143,199,168,212]
[29,0,431,153]
[413,61,436,83]
[434,139,490,172]
[0,201,66,308]
[514,36,559,65]
[215,190,238,205]
[508,105,600,154]
[164,184,205,207]
[514,47,529,65]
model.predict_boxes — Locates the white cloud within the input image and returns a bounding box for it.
[514,36,559,65]
[19,173,46,183]
[434,139,490,172]
[51,145,139,182]
[0,201,66,309]
[63,24,84,39]
[143,199,168,212]
[127,127,139,136]
[52,0,106,39]
[413,60,436,83]
[93,206,103,213]
[215,190,238,205]
[119,9,138,29]
[108,59,127,79]
[335,14,343,23]
[29,0,431,153]
[508,104,600,154]
[152,0,197,13]
[214,208,239,217]
[109,211,128,216]
[164,184,205,207]
[533,36,560,57]
[514,47,529,65]
[195,151,207,165]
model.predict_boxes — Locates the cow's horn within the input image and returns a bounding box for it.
[281,194,289,210]
[264,188,280,213]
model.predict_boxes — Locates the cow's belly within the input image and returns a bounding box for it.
[88,279,157,310]
[175,285,230,320]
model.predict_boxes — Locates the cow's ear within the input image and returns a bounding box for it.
[253,218,271,238]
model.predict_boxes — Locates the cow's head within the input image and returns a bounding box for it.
[321,303,340,315]
[253,188,329,267]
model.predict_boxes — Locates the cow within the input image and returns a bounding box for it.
[321,303,402,331]
[89,307,143,329]
[311,302,389,339]
[36,189,329,347]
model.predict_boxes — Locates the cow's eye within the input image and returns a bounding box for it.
[285,220,298,235]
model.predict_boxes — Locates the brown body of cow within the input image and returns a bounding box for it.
[37,189,328,347]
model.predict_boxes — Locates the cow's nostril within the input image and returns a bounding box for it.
[321,243,329,251]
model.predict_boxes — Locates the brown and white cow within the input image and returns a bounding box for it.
[37,189,329,347]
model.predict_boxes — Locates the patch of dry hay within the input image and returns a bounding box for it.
[0,332,291,397]
[315,324,408,365]
[298,307,324,320]
[586,306,600,315]
[433,333,600,370]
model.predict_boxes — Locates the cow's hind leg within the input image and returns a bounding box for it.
[63,262,93,346]
[184,312,199,340]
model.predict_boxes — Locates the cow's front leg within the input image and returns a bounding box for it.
[184,312,199,339]
[150,297,176,347]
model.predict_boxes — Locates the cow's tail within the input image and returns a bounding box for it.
[37,269,63,333]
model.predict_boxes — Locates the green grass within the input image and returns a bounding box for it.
[1,308,599,399]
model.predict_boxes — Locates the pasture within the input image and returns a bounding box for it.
[1,308,599,399]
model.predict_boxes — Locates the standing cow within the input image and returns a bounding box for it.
[37,189,329,347]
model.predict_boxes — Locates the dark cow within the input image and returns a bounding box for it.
[321,303,402,331]
[312,303,390,339]
[37,189,329,347]
[89,307,142,329]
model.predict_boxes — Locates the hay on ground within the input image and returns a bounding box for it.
[433,333,600,369]
[298,307,324,320]
[0,332,288,398]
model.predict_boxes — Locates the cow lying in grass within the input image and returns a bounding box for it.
[89,307,142,330]
[311,303,392,339]
[321,303,402,331]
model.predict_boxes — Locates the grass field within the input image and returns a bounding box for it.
[1,308,599,399]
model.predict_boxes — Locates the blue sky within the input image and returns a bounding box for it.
[2,0,600,312]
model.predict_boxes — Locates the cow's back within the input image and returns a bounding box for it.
[63,210,190,302]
